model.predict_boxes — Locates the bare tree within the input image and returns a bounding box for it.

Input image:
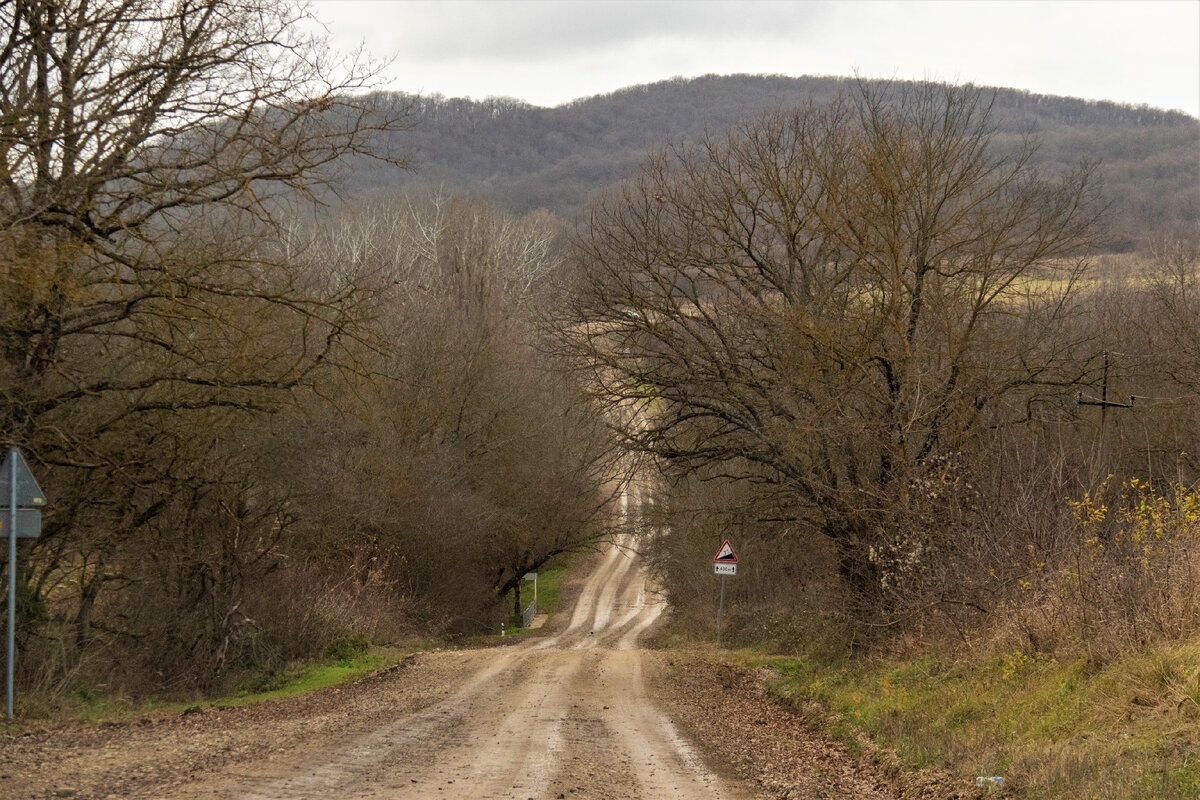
[563,82,1103,620]
[1147,227,1200,391]
[0,0,412,691]
[275,191,628,633]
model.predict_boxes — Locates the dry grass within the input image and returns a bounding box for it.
[751,478,1200,799]
[759,638,1200,799]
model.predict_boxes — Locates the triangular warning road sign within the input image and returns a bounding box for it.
[713,540,738,563]
[0,448,45,507]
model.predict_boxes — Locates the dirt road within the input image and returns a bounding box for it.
[185,529,745,800]
[5,489,751,800]
[4,489,924,800]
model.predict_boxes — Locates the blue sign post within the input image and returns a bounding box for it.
[2,448,46,719]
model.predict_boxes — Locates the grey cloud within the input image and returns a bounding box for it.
[331,1,833,62]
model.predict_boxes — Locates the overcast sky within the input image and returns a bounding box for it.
[308,0,1200,117]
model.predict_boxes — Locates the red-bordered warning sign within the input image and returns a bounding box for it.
[713,540,738,563]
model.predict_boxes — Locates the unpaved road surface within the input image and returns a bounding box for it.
[183,533,746,800]
[3,501,948,799]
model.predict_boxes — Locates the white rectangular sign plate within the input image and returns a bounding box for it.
[714,563,737,576]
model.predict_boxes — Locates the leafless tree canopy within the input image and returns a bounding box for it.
[0,0,403,234]
[0,0,410,431]
[280,192,628,629]
[565,82,1104,613]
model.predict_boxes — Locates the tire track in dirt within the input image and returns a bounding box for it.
[198,525,749,800]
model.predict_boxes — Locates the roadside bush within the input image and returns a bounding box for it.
[645,474,848,654]
[1006,478,1200,661]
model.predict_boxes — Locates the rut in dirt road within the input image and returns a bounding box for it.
[169,490,752,800]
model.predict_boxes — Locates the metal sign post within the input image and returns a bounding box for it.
[521,572,538,628]
[524,572,537,608]
[713,541,738,646]
[716,573,727,645]
[6,450,14,719]
[2,448,47,719]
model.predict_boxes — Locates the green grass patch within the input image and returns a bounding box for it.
[750,639,1200,799]
[68,685,143,724]
[216,645,407,708]
[531,550,587,617]
[55,645,412,724]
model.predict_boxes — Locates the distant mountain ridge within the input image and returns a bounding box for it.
[348,74,1199,250]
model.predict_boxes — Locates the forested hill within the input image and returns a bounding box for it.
[349,74,1198,251]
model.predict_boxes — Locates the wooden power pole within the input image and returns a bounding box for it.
[1077,351,1135,475]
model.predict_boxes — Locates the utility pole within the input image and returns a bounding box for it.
[1077,351,1135,477]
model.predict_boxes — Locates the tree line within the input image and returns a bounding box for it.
[0,0,622,704]
[351,74,1198,252]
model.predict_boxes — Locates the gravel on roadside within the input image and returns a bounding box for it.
[0,649,486,800]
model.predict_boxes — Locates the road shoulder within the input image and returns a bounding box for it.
[0,648,489,799]
[645,647,964,800]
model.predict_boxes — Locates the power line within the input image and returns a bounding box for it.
[1076,351,1139,480]
[1076,352,1134,411]
[1129,394,1199,406]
